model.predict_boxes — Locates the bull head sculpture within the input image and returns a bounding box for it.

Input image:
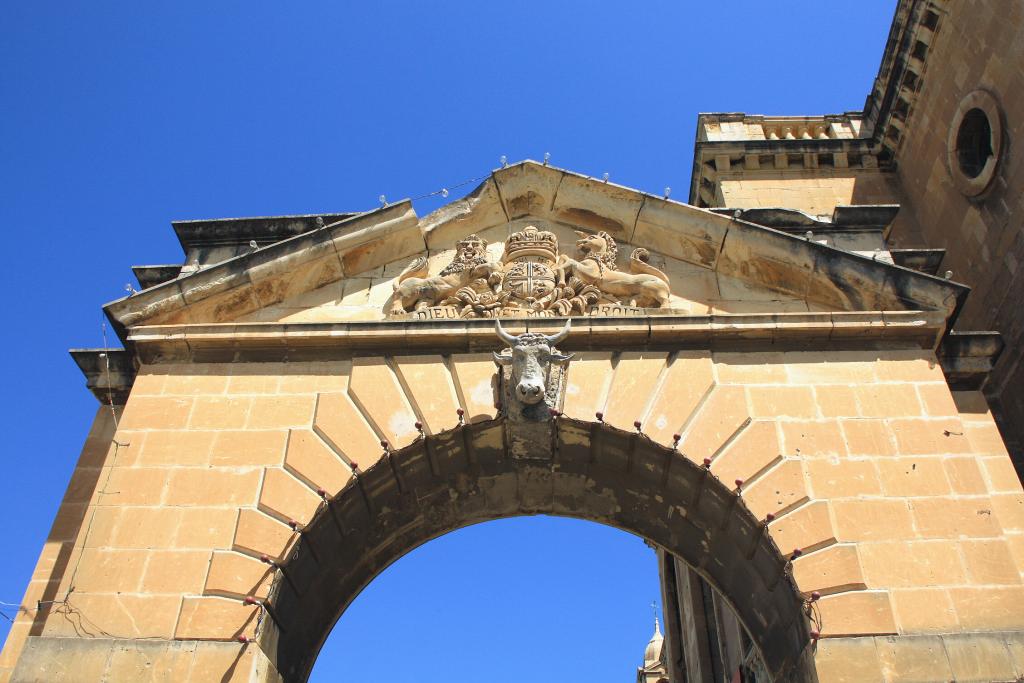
[494,319,574,407]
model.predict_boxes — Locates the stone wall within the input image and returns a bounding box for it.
[717,170,903,219]
[1,348,1021,681]
[886,0,1024,457]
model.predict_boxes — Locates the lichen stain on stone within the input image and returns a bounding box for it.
[253,277,288,308]
[557,207,624,236]
[507,191,544,217]
[202,286,260,322]
[691,235,719,267]
[560,430,588,446]
[471,379,494,407]
[388,412,417,441]
[473,427,503,451]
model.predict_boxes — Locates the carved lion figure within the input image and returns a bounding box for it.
[556,231,671,308]
[390,235,502,315]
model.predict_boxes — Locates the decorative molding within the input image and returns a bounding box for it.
[122,310,949,366]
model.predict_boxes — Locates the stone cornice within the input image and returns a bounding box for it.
[688,1,947,207]
[862,0,947,158]
[69,349,136,404]
[172,212,356,252]
[103,201,420,342]
[936,331,1004,390]
[126,312,948,364]
[101,161,969,350]
[479,163,967,320]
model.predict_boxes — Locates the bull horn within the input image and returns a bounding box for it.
[544,319,572,345]
[494,319,518,345]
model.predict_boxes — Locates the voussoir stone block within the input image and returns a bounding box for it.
[347,358,419,449]
[642,352,713,446]
[602,352,669,432]
[768,500,836,554]
[314,392,386,470]
[792,544,866,596]
[561,352,615,421]
[678,384,749,462]
[206,551,274,600]
[741,458,808,519]
[448,354,499,423]
[175,596,260,640]
[233,509,296,562]
[258,468,322,526]
[710,420,780,485]
[392,355,462,434]
[284,430,352,495]
[818,591,897,637]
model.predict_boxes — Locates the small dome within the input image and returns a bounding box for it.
[643,617,664,665]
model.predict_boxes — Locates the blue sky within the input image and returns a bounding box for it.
[0,2,895,680]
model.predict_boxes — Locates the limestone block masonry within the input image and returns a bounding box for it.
[690,0,1024,469]
[2,158,1022,682]
[5,346,1024,681]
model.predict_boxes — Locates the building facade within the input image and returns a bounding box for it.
[690,0,1024,471]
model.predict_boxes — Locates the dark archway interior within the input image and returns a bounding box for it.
[268,417,813,682]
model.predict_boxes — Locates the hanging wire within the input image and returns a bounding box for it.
[99,317,120,430]
[407,173,491,203]
[46,316,134,617]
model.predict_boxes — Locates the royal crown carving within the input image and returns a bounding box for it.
[389,226,672,319]
[502,225,559,263]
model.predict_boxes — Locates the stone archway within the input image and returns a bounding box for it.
[268,416,814,682]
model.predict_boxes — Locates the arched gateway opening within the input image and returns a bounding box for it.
[309,515,662,681]
[268,416,813,682]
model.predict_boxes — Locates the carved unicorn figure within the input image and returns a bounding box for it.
[556,231,672,308]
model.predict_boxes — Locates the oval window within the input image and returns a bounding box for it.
[946,90,1003,197]
[955,108,993,179]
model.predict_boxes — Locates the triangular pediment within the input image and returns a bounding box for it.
[104,160,967,335]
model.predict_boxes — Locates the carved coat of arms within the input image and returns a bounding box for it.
[389,225,671,319]
[497,226,562,312]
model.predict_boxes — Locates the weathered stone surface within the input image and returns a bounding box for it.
[601,352,667,432]
[175,597,259,640]
[205,551,274,600]
[818,591,897,637]
[284,430,351,495]
[392,355,462,434]
[19,143,1024,682]
[641,352,713,446]
[348,358,419,449]
[791,544,866,595]
[271,418,809,681]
